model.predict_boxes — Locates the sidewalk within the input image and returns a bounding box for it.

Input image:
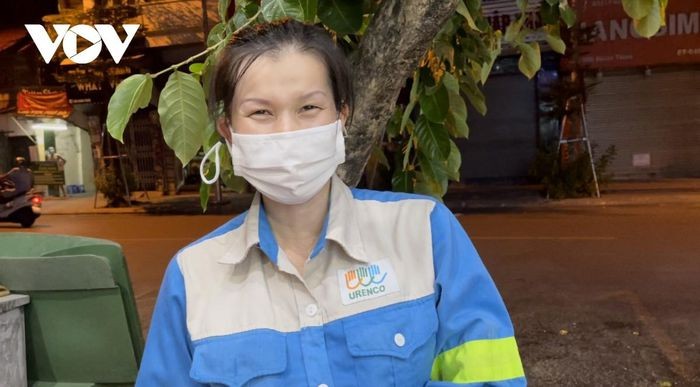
[40,191,254,215]
[445,178,700,212]
[40,179,700,216]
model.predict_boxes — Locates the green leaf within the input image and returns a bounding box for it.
[633,0,662,38]
[545,0,559,5]
[372,143,390,169]
[517,0,528,12]
[402,129,414,170]
[414,174,438,199]
[365,142,389,188]
[242,1,261,17]
[446,140,461,181]
[434,40,455,66]
[107,74,153,143]
[199,164,216,212]
[386,106,403,139]
[544,25,566,54]
[622,0,654,20]
[203,119,218,148]
[200,182,211,212]
[158,71,209,165]
[261,0,305,22]
[456,1,480,31]
[517,41,541,80]
[419,81,449,123]
[228,10,246,32]
[559,4,577,28]
[445,113,469,139]
[207,22,226,47]
[417,151,448,198]
[505,14,526,43]
[392,170,415,193]
[318,0,363,36]
[219,0,231,22]
[415,116,450,161]
[189,62,205,76]
[400,72,421,134]
[443,72,470,137]
[540,1,560,25]
[228,1,260,31]
[465,0,481,13]
[460,76,486,116]
[442,72,459,94]
[300,0,318,22]
[202,54,217,102]
[480,30,501,84]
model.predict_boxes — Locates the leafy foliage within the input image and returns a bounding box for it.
[94,165,137,207]
[529,145,617,199]
[105,0,669,208]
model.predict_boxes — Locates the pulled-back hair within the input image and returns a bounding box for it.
[209,19,354,125]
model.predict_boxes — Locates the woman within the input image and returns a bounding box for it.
[137,19,525,387]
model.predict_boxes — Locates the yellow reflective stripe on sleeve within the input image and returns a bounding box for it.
[430,336,525,383]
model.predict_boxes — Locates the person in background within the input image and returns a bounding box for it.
[46,146,67,197]
[0,157,33,202]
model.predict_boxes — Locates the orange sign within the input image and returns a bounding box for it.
[17,88,72,119]
[574,0,700,68]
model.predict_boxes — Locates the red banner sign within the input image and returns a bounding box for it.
[574,0,700,69]
[17,88,72,118]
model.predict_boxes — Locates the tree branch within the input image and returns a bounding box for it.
[338,0,458,187]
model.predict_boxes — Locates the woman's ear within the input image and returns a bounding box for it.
[339,103,350,128]
[216,117,233,144]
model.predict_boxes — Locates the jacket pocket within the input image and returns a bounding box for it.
[190,329,287,387]
[343,297,438,386]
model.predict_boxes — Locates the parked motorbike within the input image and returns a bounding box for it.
[0,190,42,228]
[0,158,41,228]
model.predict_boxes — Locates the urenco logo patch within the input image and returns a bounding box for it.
[338,260,399,305]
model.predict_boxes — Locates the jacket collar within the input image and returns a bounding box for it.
[218,174,369,265]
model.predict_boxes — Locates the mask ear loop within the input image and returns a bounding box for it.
[337,109,347,136]
[199,140,223,184]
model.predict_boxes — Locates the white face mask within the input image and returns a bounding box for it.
[200,119,345,205]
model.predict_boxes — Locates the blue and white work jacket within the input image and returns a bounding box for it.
[137,175,526,386]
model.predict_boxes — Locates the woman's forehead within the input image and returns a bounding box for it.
[233,50,332,103]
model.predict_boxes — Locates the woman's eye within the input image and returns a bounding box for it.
[301,105,319,112]
[250,110,270,116]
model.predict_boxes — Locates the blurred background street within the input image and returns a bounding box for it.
[3,192,699,386]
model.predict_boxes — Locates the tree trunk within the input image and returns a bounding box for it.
[338,0,458,187]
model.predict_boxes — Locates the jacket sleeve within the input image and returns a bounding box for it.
[427,202,526,386]
[136,258,205,386]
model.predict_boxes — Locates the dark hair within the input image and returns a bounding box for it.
[209,19,354,126]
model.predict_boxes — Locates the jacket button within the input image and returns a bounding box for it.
[305,304,318,317]
[394,333,406,347]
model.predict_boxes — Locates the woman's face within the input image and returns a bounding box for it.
[226,49,344,136]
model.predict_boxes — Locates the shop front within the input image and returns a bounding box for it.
[1,112,95,196]
[575,0,700,179]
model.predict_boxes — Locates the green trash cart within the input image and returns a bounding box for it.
[0,233,144,386]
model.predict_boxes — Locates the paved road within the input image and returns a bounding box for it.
[3,204,699,386]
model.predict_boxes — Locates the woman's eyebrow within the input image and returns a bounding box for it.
[239,91,326,106]
[301,90,327,100]
[240,97,271,106]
